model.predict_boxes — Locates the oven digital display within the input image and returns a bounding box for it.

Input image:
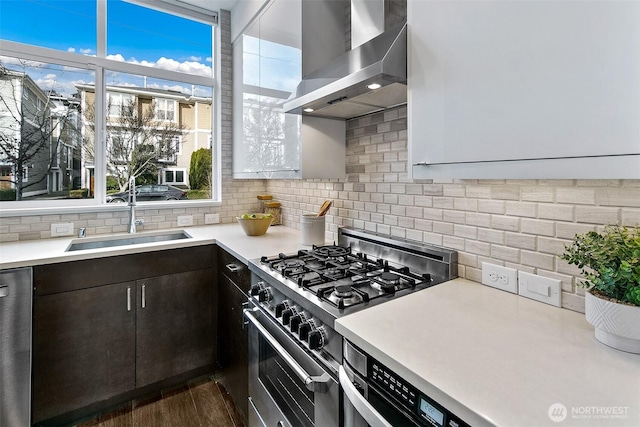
[419,397,445,426]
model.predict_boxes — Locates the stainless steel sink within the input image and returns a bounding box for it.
[65,230,192,252]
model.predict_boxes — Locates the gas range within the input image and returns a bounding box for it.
[247,227,458,366]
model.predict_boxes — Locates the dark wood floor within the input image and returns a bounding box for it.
[71,377,245,427]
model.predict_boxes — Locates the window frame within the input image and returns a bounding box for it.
[155,98,177,122]
[107,92,136,118]
[161,167,187,186]
[0,2,221,215]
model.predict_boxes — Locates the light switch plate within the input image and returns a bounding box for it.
[518,271,561,307]
[177,215,193,227]
[205,213,220,224]
[51,222,74,237]
[481,262,518,294]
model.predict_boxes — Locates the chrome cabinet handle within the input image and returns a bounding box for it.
[244,309,331,393]
[127,286,131,311]
[339,365,393,427]
[141,284,146,308]
[225,263,241,273]
[0,285,8,298]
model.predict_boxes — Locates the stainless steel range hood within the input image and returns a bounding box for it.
[283,20,407,120]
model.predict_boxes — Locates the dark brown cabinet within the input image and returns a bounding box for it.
[33,245,215,425]
[136,269,213,387]
[217,247,250,424]
[33,281,136,423]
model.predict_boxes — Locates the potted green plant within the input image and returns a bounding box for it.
[560,224,640,353]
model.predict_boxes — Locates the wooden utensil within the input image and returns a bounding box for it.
[317,200,333,217]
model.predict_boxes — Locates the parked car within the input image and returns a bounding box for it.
[106,184,188,203]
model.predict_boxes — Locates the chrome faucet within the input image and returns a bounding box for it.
[127,177,144,233]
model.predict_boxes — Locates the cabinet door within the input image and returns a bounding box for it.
[232,0,303,179]
[33,282,136,424]
[409,0,640,179]
[136,268,214,387]
[217,272,249,421]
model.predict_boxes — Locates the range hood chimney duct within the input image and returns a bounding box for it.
[284,0,407,120]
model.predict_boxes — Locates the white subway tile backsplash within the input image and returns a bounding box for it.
[595,188,640,207]
[538,204,574,221]
[575,206,619,224]
[521,218,555,236]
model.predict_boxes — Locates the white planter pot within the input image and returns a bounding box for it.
[585,291,640,354]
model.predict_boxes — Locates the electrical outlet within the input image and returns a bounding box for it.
[177,215,194,227]
[518,271,561,307]
[481,262,518,294]
[205,213,220,224]
[51,222,74,237]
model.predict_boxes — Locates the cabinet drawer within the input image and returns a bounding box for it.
[34,245,214,296]
[217,247,250,293]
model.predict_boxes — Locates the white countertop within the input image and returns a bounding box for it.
[0,223,307,269]
[335,279,640,427]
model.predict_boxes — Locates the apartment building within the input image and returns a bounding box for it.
[75,84,213,192]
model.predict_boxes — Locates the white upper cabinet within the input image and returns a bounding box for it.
[408,1,640,179]
[232,0,345,179]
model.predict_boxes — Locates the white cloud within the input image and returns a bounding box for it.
[45,73,57,80]
[0,56,45,69]
[67,47,76,53]
[106,54,126,62]
[114,82,138,88]
[206,57,212,63]
[104,54,212,78]
[189,56,202,62]
[80,48,93,55]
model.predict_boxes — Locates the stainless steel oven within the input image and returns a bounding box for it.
[246,227,458,427]
[341,340,471,427]
[245,302,340,427]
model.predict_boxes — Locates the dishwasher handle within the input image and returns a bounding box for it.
[0,285,8,298]
[244,308,331,393]
[339,365,393,427]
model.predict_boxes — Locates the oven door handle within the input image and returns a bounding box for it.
[244,309,332,393]
[339,365,393,427]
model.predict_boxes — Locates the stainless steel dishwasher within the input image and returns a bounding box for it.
[1,267,32,427]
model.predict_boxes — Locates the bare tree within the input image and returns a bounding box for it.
[0,63,80,200]
[83,96,187,192]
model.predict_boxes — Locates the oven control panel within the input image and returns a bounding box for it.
[250,286,331,353]
[371,361,418,408]
[368,358,471,427]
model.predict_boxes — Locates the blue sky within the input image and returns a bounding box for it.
[0,0,301,99]
[0,0,213,95]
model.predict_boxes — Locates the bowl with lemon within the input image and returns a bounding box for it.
[236,213,273,236]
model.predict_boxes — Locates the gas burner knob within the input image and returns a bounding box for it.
[258,288,272,302]
[274,301,291,318]
[298,322,312,341]
[282,307,298,326]
[289,312,307,333]
[289,314,302,333]
[307,328,326,350]
[249,282,263,296]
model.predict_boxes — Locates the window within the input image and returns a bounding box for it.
[157,135,182,163]
[107,92,136,117]
[162,168,186,185]
[156,98,176,122]
[107,0,213,76]
[0,0,218,208]
[0,0,96,54]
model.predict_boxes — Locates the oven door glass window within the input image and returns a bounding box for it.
[258,336,314,427]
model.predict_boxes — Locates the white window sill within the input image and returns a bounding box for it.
[0,199,222,218]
